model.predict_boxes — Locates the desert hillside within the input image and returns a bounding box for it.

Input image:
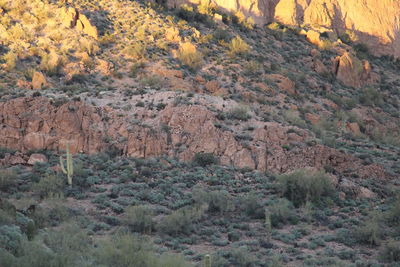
[0,0,400,266]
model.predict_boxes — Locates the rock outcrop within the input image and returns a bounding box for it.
[0,97,386,179]
[163,0,400,57]
[31,72,48,90]
[60,7,98,39]
[332,52,377,88]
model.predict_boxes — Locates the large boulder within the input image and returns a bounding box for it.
[332,52,377,88]
[60,7,98,39]
[31,72,48,90]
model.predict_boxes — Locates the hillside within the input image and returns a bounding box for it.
[0,0,400,266]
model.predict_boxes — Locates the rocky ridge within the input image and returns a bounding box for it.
[0,97,385,179]
[166,0,400,57]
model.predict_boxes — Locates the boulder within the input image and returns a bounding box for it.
[31,72,48,90]
[60,7,98,39]
[346,122,361,135]
[305,113,320,125]
[27,153,48,165]
[266,74,296,95]
[205,80,221,94]
[332,52,376,88]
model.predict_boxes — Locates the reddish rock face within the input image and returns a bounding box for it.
[0,97,386,179]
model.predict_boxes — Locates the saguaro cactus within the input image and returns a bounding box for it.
[204,254,211,267]
[265,208,272,241]
[60,143,74,187]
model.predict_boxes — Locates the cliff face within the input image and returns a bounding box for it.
[0,97,386,179]
[167,0,400,57]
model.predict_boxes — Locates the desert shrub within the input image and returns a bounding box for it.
[227,106,251,121]
[40,50,62,76]
[31,199,70,228]
[213,28,231,42]
[0,147,16,159]
[233,10,254,30]
[0,225,23,256]
[124,205,154,233]
[354,43,370,59]
[176,4,196,21]
[139,75,163,89]
[277,169,334,207]
[67,74,88,84]
[0,169,17,192]
[353,211,383,246]
[379,240,400,263]
[95,233,190,267]
[268,198,298,227]
[0,223,92,266]
[193,152,219,167]
[79,37,100,56]
[129,61,146,78]
[243,60,262,77]
[239,193,264,219]
[157,205,206,236]
[228,36,250,56]
[384,196,400,226]
[192,186,232,214]
[33,175,64,198]
[359,87,384,107]
[124,42,146,59]
[177,42,203,70]
[283,110,307,128]
[228,247,257,266]
[3,51,17,70]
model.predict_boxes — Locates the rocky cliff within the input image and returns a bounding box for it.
[0,97,385,179]
[166,0,400,57]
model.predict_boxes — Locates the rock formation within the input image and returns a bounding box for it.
[0,97,386,179]
[60,7,98,39]
[163,0,400,57]
[332,52,377,88]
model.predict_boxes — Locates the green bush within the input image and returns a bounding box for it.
[193,152,219,167]
[157,205,206,236]
[0,169,17,192]
[0,225,23,256]
[124,42,146,59]
[239,193,264,219]
[33,175,64,198]
[95,233,190,267]
[268,198,298,227]
[277,169,334,207]
[192,186,232,214]
[359,87,384,107]
[124,205,154,233]
[385,196,400,226]
[353,212,383,246]
[227,106,251,121]
[228,36,250,56]
[176,42,203,70]
[213,28,231,42]
[380,240,400,263]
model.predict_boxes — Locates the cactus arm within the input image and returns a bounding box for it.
[60,155,67,174]
[204,254,211,267]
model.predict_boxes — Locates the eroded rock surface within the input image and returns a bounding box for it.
[0,97,386,178]
[164,0,400,57]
